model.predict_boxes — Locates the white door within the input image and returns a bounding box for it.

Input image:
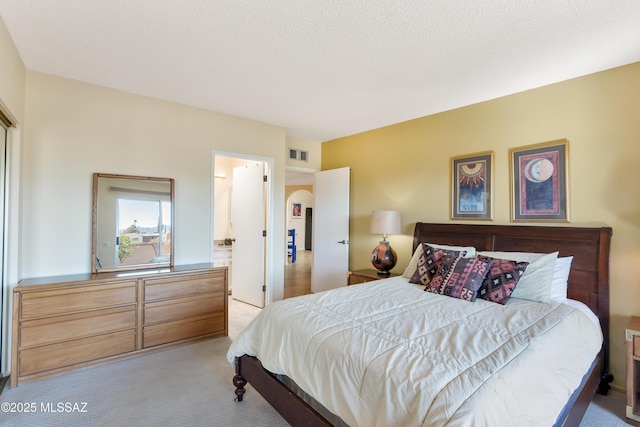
[312,167,350,293]
[231,163,265,308]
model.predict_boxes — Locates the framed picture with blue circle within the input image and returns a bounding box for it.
[510,139,569,222]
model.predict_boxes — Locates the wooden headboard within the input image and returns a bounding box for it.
[413,222,613,373]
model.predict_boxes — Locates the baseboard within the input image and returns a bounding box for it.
[611,383,625,394]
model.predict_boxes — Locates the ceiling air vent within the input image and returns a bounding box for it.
[288,148,309,162]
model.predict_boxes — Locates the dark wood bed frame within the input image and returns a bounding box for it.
[233,222,613,427]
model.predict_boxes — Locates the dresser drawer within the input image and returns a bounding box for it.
[143,313,225,347]
[20,282,137,319]
[144,272,225,301]
[13,266,227,387]
[19,330,136,376]
[20,306,136,348]
[144,293,224,325]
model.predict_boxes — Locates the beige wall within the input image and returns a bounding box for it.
[322,62,640,391]
[0,16,25,124]
[21,71,287,303]
[286,135,321,171]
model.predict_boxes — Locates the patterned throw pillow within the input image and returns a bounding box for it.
[426,255,492,301]
[409,244,466,286]
[477,256,530,305]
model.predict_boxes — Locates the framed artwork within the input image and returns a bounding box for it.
[291,202,302,218]
[451,151,493,220]
[510,139,569,222]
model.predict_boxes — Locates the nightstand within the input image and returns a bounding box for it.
[348,269,399,285]
[627,316,640,423]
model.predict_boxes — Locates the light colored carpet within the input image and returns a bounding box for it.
[0,298,630,426]
[0,298,287,427]
[581,388,632,426]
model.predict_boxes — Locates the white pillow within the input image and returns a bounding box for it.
[402,243,477,279]
[477,250,559,303]
[478,251,545,261]
[564,299,600,329]
[550,256,573,302]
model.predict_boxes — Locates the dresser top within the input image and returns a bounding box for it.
[17,263,227,288]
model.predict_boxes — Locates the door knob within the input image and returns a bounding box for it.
[337,240,349,244]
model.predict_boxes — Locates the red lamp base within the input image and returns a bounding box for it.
[371,241,397,276]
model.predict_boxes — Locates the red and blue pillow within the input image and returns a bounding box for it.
[426,255,492,302]
[476,256,530,305]
[409,244,466,286]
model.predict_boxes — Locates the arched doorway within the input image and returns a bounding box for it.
[284,188,313,298]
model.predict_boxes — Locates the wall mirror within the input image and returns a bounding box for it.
[92,173,174,273]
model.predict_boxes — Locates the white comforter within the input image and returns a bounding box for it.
[227,277,602,427]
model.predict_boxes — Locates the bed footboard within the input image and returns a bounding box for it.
[233,355,333,427]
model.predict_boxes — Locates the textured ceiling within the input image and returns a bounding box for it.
[1,1,639,142]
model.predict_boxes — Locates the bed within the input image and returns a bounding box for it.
[228,222,613,427]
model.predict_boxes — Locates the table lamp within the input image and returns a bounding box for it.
[370,210,401,276]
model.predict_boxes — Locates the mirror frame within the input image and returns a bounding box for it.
[92,173,175,273]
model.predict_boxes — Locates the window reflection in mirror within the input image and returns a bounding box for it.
[92,173,174,273]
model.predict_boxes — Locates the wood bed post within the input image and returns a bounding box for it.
[233,357,246,401]
[597,227,613,395]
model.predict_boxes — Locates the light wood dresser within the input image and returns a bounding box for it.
[627,316,640,423]
[11,264,227,387]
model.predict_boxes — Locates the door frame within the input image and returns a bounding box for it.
[1,123,20,378]
[211,151,274,304]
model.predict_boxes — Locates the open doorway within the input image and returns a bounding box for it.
[286,189,312,257]
[284,168,314,298]
[212,152,272,335]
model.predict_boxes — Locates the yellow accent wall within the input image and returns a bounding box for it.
[322,62,640,391]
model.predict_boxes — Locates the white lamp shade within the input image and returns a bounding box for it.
[370,210,401,235]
